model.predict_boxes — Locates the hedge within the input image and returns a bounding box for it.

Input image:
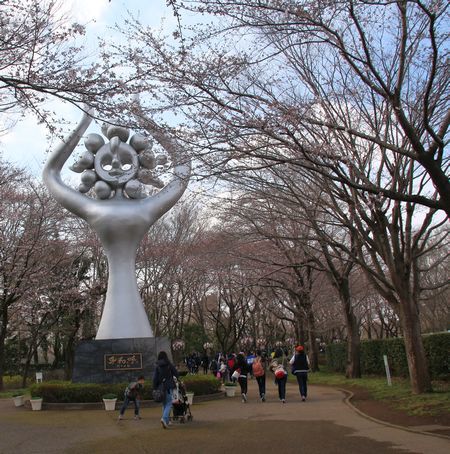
[326,332,449,379]
[30,375,221,403]
[29,382,152,403]
[182,375,222,395]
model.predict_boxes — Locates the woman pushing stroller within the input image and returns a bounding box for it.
[153,351,179,429]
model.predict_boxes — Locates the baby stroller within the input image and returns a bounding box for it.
[171,378,193,424]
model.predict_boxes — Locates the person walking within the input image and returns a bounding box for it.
[227,353,236,377]
[209,357,218,377]
[290,345,310,401]
[201,353,209,374]
[233,353,251,403]
[153,351,179,429]
[118,375,145,420]
[218,359,228,382]
[252,350,266,402]
[270,348,288,403]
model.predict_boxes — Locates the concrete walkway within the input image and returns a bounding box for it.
[1,380,448,454]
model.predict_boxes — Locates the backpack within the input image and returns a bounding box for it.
[252,358,264,377]
[125,382,138,398]
[274,365,287,379]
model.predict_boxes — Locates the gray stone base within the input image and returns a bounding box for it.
[72,337,171,384]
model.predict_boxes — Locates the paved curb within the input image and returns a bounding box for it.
[339,387,450,441]
[23,392,226,411]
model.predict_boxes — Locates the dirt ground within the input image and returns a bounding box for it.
[346,386,450,437]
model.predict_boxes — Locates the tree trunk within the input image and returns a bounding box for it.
[64,338,76,381]
[21,354,32,389]
[399,301,432,393]
[0,305,8,391]
[52,334,62,368]
[306,310,319,372]
[298,322,306,345]
[0,337,5,391]
[366,321,372,340]
[294,311,306,345]
[64,317,82,381]
[21,343,34,388]
[338,282,361,379]
[345,316,361,379]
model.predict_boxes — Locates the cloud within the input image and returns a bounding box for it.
[1,115,48,175]
[0,100,92,178]
[64,0,110,23]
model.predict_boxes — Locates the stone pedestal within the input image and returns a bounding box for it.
[72,337,171,383]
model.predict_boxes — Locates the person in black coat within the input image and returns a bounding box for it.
[233,353,250,402]
[289,345,310,401]
[153,351,178,428]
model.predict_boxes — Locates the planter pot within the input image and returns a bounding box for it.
[13,395,25,407]
[30,398,43,411]
[185,392,194,405]
[224,386,237,397]
[103,398,117,411]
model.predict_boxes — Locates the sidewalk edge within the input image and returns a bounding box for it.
[338,387,450,441]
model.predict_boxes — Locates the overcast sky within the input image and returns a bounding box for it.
[1,0,179,177]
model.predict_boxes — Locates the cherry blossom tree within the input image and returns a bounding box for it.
[152,0,449,216]
[0,159,72,389]
[0,0,139,129]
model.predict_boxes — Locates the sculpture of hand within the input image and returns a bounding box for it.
[43,108,191,339]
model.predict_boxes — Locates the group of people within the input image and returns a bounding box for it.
[118,345,310,429]
[184,352,209,374]
[226,345,310,404]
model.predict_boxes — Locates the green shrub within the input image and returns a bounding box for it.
[326,332,449,379]
[3,375,23,389]
[359,337,408,376]
[102,393,117,399]
[325,342,346,373]
[30,382,152,403]
[30,375,222,402]
[181,375,222,395]
[423,332,450,379]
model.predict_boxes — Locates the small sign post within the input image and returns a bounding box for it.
[383,355,392,386]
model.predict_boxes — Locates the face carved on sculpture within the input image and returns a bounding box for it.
[72,127,169,199]
[94,140,139,187]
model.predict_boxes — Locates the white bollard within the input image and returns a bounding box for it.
[383,355,392,386]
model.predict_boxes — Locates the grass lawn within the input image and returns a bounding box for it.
[302,368,450,417]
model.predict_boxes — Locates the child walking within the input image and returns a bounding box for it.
[270,348,288,403]
[118,375,145,420]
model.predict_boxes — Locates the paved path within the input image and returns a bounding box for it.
[1,381,448,454]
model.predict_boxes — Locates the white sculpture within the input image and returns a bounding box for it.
[43,109,191,339]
